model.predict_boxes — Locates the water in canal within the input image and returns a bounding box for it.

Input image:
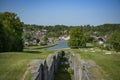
[47,40,68,50]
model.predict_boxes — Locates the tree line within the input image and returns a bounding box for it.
[24,24,69,38]
[24,24,120,37]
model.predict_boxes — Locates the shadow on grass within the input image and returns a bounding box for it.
[24,47,43,49]
[23,50,42,54]
[70,46,94,49]
[85,46,94,48]
[24,44,57,50]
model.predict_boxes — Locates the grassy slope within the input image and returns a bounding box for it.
[0,49,56,80]
[0,42,120,80]
[72,48,120,80]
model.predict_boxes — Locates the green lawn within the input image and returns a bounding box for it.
[71,48,120,80]
[1,42,120,80]
[0,49,56,80]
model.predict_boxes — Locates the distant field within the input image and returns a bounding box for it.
[0,49,56,80]
[71,48,120,80]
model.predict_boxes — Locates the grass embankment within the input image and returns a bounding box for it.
[0,48,56,80]
[71,45,120,80]
[25,40,58,50]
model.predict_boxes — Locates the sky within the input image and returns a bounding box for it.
[0,0,120,26]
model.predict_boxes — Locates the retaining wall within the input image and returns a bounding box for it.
[70,53,82,80]
[31,50,93,80]
[32,51,61,80]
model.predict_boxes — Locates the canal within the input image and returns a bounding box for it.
[47,40,69,50]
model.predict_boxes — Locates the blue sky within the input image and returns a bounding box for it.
[0,0,120,26]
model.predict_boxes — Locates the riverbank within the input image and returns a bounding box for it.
[24,40,58,50]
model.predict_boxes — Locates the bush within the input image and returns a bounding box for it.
[40,42,47,46]
[106,32,120,52]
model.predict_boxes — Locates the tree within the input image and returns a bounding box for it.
[68,28,86,48]
[106,32,120,52]
[0,12,24,52]
[43,35,48,44]
[40,36,48,46]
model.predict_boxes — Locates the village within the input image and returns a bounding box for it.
[23,26,112,51]
[0,0,120,80]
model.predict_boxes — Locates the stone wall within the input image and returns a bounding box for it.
[70,53,82,80]
[70,53,95,80]
[32,51,61,80]
[31,50,95,80]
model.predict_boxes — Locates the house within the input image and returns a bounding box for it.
[97,37,104,45]
[48,38,54,44]
[24,41,29,46]
[35,29,47,43]
[59,35,70,40]
[64,36,70,40]
[104,34,111,40]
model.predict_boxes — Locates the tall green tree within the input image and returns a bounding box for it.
[43,35,48,44]
[68,28,86,48]
[0,12,24,52]
[106,32,120,52]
